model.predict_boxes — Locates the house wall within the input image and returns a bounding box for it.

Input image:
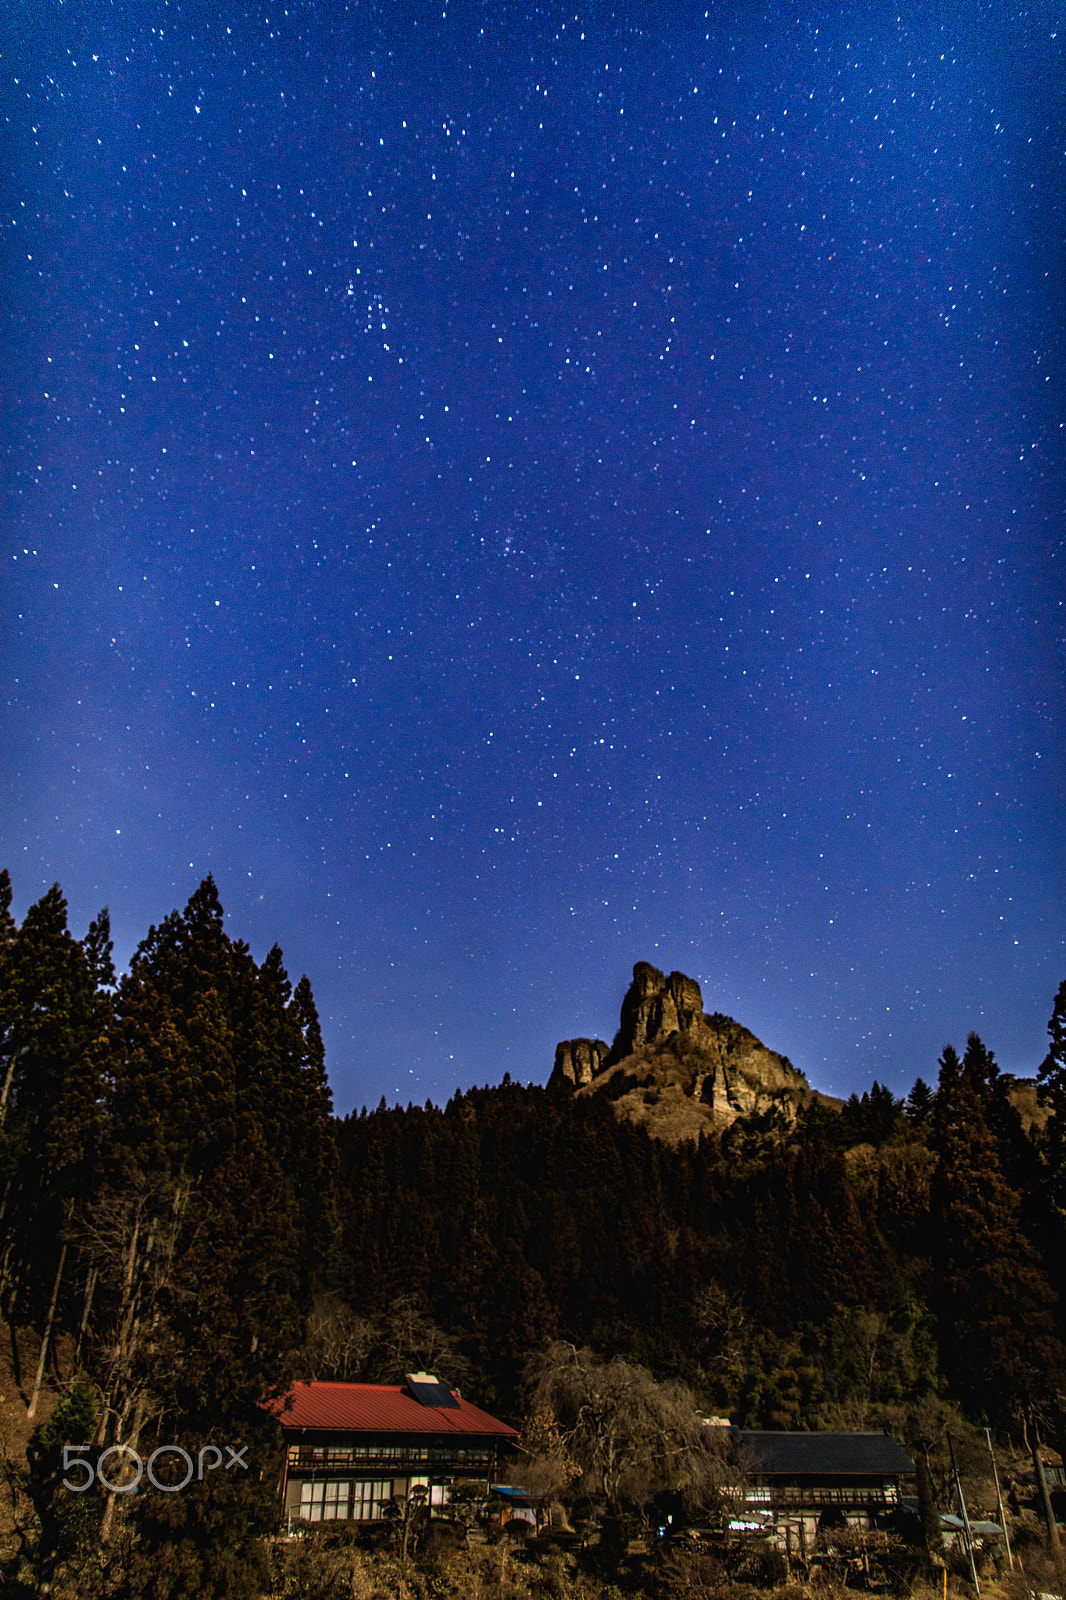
[283,1454,481,1526]
[762,1508,877,1552]
[286,1474,400,1524]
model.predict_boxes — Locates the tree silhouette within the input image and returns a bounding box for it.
[1038,979,1066,1216]
[932,1036,1065,1423]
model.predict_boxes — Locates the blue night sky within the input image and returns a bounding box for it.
[3,1,1063,1114]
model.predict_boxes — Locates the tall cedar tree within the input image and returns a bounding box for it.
[106,879,332,1593]
[932,1035,1065,1422]
[98,877,334,1421]
[0,883,110,1347]
[1038,979,1066,1217]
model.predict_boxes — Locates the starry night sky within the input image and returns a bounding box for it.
[3,1,1063,1114]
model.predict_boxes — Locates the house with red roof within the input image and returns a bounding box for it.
[271,1373,518,1527]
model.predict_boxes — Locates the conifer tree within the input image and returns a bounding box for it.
[906,1077,934,1125]
[59,877,335,1571]
[0,882,111,1408]
[1038,979,1066,1216]
[932,1037,1064,1422]
[16,1381,98,1596]
[108,875,239,1187]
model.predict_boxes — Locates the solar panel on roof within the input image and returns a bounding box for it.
[405,1372,460,1409]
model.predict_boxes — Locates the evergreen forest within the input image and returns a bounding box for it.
[1,870,1064,1599]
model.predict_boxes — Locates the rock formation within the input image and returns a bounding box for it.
[553,1037,610,1088]
[550,961,817,1143]
[616,962,706,1056]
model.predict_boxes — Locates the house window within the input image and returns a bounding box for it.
[408,1475,448,1508]
[299,1478,393,1522]
[300,1480,352,1521]
[351,1480,393,1521]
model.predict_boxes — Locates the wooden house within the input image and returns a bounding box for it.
[272,1373,518,1527]
[728,1429,914,1548]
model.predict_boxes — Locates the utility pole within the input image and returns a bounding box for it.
[1029,1410,1061,1550]
[948,1433,980,1593]
[984,1428,1013,1571]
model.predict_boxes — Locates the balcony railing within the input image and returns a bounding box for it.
[287,1444,496,1475]
[746,1483,900,1509]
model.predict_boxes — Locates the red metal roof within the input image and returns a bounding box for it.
[269,1382,518,1440]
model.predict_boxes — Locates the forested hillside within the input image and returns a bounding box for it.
[328,1038,1065,1434]
[1,870,1064,1597]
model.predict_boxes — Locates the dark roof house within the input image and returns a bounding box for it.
[724,1429,914,1547]
[270,1374,518,1527]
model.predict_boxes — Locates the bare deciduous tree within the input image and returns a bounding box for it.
[526,1342,734,1516]
[69,1180,191,1540]
[371,1293,468,1390]
[511,1403,582,1525]
[303,1294,375,1381]
[692,1280,746,1391]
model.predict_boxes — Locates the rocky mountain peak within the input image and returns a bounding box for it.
[616,961,711,1058]
[551,961,816,1143]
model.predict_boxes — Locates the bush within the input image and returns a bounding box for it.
[654,1541,728,1598]
[730,1544,789,1588]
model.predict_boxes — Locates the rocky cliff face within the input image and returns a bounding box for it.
[616,962,706,1056]
[553,1036,610,1088]
[550,961,816,1143]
